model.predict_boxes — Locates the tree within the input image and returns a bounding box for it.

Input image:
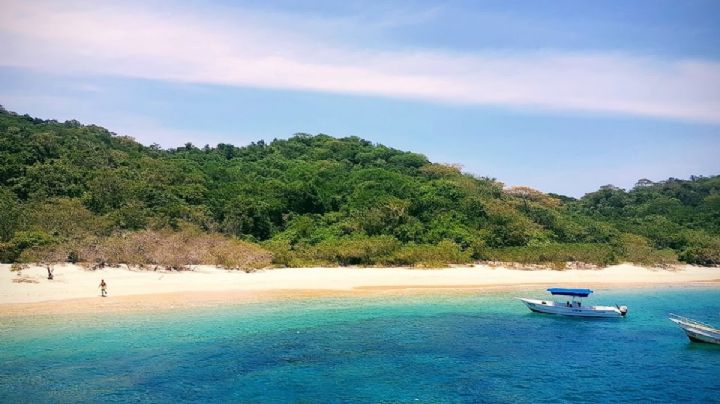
[505,186,561,207]
[634,178,654,188]
[0,188,22,241]
[20,244,69,279]
[222,197,274,239]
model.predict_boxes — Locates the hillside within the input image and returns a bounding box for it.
[1,106,718,269]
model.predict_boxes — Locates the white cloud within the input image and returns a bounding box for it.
[1,0,719,123]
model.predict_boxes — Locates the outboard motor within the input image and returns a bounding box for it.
[618,305,628,317]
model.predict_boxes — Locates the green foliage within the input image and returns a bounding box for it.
[1,107,718,268]
[264,237,470,267]
[382,240,471,267]
[26,198,108,238]
[483,243,617,268]
[222,196,274,239]
[0,230,56,262]
[677,230,720,266]
[315,235,401,266]
[614,234,678,267]
[0,187,23,241]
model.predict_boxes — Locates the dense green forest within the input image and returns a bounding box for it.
[1,106,719,269]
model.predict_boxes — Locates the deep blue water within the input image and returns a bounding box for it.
[1,287,719,403]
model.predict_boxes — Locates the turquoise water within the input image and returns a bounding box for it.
[1,287,719,403]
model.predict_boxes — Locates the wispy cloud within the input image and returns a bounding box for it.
[1,0,719,123]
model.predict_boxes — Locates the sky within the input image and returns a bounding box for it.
[1,0,719,197]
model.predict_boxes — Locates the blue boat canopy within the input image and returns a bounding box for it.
[547,288,593,297]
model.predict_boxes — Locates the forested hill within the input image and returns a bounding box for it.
[1,106,719,269]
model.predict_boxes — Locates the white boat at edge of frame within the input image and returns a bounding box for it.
[518,288,628,318]
[669,314,720,345]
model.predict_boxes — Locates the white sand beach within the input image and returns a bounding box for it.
[1,263,718,316]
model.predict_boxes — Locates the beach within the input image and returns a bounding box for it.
[1,263,718,316]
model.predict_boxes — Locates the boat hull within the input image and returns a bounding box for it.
[519,298,626,318]
[670,318,720,345]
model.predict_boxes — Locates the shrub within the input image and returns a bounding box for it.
[482,243,617,268]
[210,238,273,271]
[615,234,678,267]
[383,240,471,267]
[680,244,720,266]
[0,231,56,263]
[264,237,471,267]
[314,235,401,266]
[10,263,28,272]
[677,231,720,266]
[66,228,274,270]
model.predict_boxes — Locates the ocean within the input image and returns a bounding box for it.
[1,286,719,403]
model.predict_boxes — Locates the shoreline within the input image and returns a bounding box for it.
[2,282,718,318]
[1,263,718,317]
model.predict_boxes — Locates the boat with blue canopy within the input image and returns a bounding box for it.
[518,288,628,318]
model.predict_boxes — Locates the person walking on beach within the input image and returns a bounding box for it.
[99,279,107,297]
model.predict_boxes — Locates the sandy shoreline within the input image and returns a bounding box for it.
[1,263,718,316]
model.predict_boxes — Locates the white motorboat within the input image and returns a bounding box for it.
[518,288,628,318]
[669,314,720,345]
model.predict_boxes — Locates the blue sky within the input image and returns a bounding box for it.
[1,0,719,196]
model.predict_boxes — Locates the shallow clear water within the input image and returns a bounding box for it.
[1,286,719,403]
